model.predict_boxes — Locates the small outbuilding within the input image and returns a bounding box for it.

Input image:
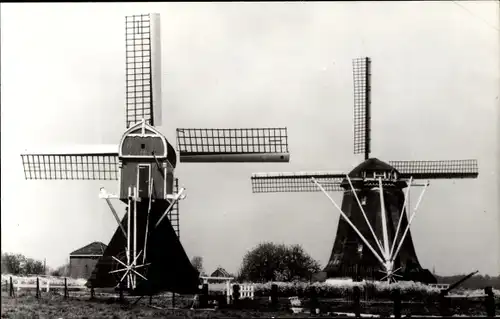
[209,267,232,283]
[69,241,107,279]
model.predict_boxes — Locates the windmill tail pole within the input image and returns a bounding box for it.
[444,270,479,294]
[311,178,386,267]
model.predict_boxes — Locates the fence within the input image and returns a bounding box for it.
[2,275,87,299]
[233,284,255,300]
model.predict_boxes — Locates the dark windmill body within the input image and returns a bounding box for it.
[251,57,478,283]
[20,13,289,296]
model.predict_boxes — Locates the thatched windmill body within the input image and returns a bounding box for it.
[251,57,478,283]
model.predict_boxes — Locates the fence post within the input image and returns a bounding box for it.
[484,286,495,318]
[46,280,50,293]
[309,286,319,314]
[353,286,361,318]
[64,278,68,299]
[438,291,451,317]
[226,280,231,305]
[232,284,241,305]
[172,292,176,308]
[36,277,40,299]
[9,277,13,297]
[270,284,278,307]
[392,288,401,319]
[119,281,124,303]
[199,283,209,308]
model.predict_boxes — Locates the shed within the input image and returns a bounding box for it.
[69,241,107,279]
[209,267,232,282]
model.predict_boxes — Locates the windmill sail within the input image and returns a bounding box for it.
[353,57,371,160]
[21,145,119,180]
[125,13,162,128]
[389,159,479,179]
[176,128,289,163]
[251,171,344,193]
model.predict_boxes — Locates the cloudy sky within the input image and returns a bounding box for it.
[1,2,499,276]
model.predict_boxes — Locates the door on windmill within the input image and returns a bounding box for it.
[137,164,151,199]
[120,160,171,201]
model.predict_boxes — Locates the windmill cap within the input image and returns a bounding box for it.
[347,157,400,178]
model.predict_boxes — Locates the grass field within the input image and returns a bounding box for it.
[3,289,499,318]
[2,275,499,318]
[1,291,313,319]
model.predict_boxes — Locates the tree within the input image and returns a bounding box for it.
[51,263,70,277]
[1,253,26,275]
[191,256,205,275]
[237,242,321,282]
[24,258,45,275]
[1,253,46,275]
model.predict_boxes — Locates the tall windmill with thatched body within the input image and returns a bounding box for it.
[250,57,478,283]
[20,13,290,296]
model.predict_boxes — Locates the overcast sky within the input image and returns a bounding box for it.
[1,2,499,276]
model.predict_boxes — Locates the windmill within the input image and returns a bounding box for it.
[250,57,478,283]
[20,13,289,296]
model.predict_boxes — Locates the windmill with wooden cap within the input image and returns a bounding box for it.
[20,13,290,296]
[250,57,478,283]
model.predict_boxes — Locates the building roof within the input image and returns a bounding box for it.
[210,267,231,278]
[70,241,107,256]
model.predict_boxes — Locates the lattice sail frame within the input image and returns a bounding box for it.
[251,171,344,193]
[125,13,162,128]
[21,149,119,181]
[176,128,289,162]
[353,57,371,160]
[389,160,478,179]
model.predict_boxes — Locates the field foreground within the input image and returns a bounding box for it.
[2,290,500,319]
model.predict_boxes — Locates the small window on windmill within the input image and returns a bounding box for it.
[141,143,146,149]
[357,244,363,253]
[373,171,386,179]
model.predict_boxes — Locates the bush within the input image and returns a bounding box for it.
[50,263,70,277]
[1,253,45,276]
[245,280,443,300]
[237,242,320,283]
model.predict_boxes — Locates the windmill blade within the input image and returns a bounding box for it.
[353,57,371,160]
[176,128,289,163]
[389,159,479,179]
[125,13,162,128]
[251,171,345,193]
[21,145,119,180]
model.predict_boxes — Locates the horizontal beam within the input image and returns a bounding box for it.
[21,144,118,156]
[180,152,289,163]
